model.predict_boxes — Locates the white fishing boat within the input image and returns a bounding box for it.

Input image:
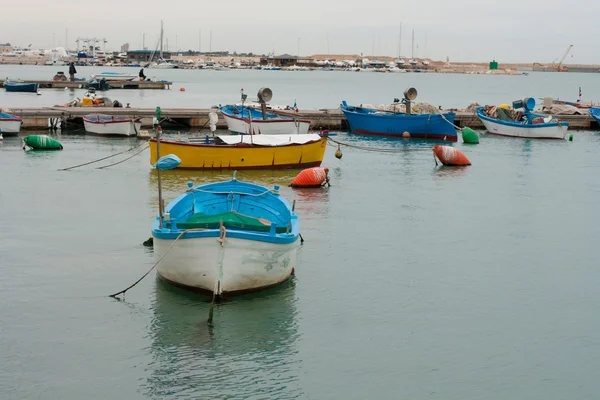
[221,88,309,135]
[83,114,142,136]
[89,72,137,81]
[151,161,301,295]
[0,111,22,136]
[476,98,569,140]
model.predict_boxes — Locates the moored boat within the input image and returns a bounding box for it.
[476,98,569,140]
[4,81,39,92]
[148,133,327,170]
[220,105,310,135]
[0,111,23,136]
[83,114,142,136]
[89,72,137,81]
[152,172,301,296]
[588,108,600,125]
[340,92,458,142]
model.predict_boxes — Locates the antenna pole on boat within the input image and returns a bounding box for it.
[156,106,164,228]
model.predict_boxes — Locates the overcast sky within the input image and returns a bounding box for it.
[1,0,598,63]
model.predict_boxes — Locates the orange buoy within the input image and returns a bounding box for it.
[432,145,471,166]
[180,87,185,92]
[402,131,411,138]
[290,167,330,188]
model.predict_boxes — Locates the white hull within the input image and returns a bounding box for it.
[90,74,137,81]
[0,120,22,134]
[480,118,568,140]
[222,113,310,135]
[83,120,142,136]
[148,63,176,69]
[155,236,299,294]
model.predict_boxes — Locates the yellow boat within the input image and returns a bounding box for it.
[149,133,327,170]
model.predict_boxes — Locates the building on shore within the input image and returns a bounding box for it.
[121,43,130,53]
[126,50,171,63]
[0,43,12,54]
[260,54,314,67]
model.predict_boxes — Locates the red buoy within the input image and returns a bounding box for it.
[432,145,471,166]
[290,167,330,188]
[180,87,186,92]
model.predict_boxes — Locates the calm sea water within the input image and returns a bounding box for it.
[1,68,600,399]
[2,64,600,109]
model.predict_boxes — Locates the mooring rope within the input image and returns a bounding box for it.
[327,137,430,153]
[96,144,149,169]
[439,112,463,130]
[109,228,205,298]
[58,141,148,171]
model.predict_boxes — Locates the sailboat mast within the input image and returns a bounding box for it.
[159,20,164,59]
[398,23,402,58]
[411,29,414,59]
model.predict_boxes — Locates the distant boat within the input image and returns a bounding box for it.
[4,81,39,93]
[340,100,458,142]
[83,114,142,137]
[89,72,137,81]
[147,61,177,69]
[476,100,568,140]
[220,105,310,135]
[0,111,23,135]
[148,133,327,170]
[151,173,301,296]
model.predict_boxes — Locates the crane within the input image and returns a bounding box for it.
[553,44,573,72]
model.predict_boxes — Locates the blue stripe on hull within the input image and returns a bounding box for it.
[340,105,457,141]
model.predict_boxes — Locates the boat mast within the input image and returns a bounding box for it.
[398,22,402,59]
[411,29,414,59]
[159,20,164,59]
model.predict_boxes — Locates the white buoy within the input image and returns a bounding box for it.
[36,90,42,95]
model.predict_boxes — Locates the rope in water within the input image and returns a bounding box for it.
[109,228,205,298]
[327,137,431,153]
[58,141,148,171]
[96,144,149,169]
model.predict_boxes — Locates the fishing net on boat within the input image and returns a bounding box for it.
[174,211,288,233]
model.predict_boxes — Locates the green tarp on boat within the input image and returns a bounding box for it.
[172,211,288,233]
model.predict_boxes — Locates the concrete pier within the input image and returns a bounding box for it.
[0,80,172,90]
[2,107,597,131]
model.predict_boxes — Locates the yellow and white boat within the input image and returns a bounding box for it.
[149,133,327,170]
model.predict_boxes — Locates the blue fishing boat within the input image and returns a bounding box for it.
[588,108,600,125]
[4,81,39,92]
[152,163,301,296]
[340,100,457,142]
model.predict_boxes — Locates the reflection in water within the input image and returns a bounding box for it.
[432,164,471,179]
[143,279,302,399]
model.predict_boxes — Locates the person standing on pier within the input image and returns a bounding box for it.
[69,62,77,82]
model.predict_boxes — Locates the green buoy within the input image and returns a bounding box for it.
[569,134,574,142]
[461,127,479,144]
[23,135,63,151]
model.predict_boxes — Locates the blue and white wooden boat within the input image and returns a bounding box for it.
[4,81,39,92]
[340,101,458,142]
[588,108,600,125]
[220,104,310,135]
[0,111,23,136]
[476,99,568,140]
[152,172,301,296]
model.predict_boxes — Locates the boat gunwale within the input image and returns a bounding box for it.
[220,106,311,124]
[149,137,325,148]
